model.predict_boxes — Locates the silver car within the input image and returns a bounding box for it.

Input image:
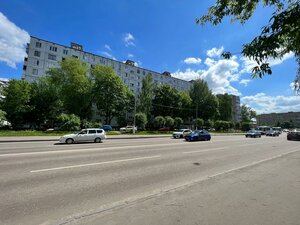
[173,129,192,139]
[59,128,107,144]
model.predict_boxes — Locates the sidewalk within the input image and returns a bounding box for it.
[0,134,171,143]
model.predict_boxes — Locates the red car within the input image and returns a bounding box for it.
[158,127,170,131]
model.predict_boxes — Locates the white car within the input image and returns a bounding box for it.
[120,125,137,133]
[173,129,192,139]
[59,128,107,144]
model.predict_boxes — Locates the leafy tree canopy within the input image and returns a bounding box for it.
[198,0,300,92]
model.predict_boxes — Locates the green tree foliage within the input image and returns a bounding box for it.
[153,116,165,129]
[91,64,134,124]
[214,120,231,131]
[241,122,252,131]
[198,0,300,92]
[29,78,62,128]
[282,121,293,128]
[165,116,174,128]
[137,75,154,118]
[217,94,232,121]
[152,84,179,117]
[195,118,204,129]
[241,104,256,122]
[189,79,219,120]
[47,58,93,119]
[135,112,148,130]
[204,119,214,129]
[0,109,6,125]
[1,79,32,129]
[178,91,192,119]
[174,117,184,128]
[57,113,81,131]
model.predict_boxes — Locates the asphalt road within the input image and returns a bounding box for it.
[0,135,299,225]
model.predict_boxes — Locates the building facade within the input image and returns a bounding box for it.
[22,36,192,95]
[230,95,241,123]
[256,112,300,127]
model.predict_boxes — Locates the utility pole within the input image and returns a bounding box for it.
[133,94,136,134]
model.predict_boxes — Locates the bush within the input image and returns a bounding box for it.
[82,119,102,129]
[135,113,147,130]
[214,120,231,131]
[165,116,174,128]
[153,116,165,129]
[241,122,251,131]
[57,113,81,131]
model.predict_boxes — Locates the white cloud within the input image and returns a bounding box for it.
[242,93,300,114]
[239,79,251,87]
[0,12,30,68]
[172,68,203,81]
[183,57,202,65]
[240,52,294,74]
[128,53,134,58]
[101,51,116,60]
[206,46,224,58]
[104,44,111,51]
[123,33,135,47]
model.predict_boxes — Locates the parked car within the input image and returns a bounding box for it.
[173,129,192,139]
[120,125,137,133]
[101,125,112,131]
[245,130,261,138]
[185,130,211,141]
[287,130,300,141]
[266,130,279,137]
[59,128,106,144]
[158,127,170,131]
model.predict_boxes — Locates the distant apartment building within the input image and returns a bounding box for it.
[22,36,192,95]
[256,112,300,127]
[230,95,241,123]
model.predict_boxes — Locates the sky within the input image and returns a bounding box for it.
[0,0,299,114]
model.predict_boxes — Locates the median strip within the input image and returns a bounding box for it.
[30,155,161,173]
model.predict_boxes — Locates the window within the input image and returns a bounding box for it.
[72,55,78,58]
[143,71,145,75]
[63,49,68,55]
[137,69,140,74]
[36,42,42,48]
[96,130,103,134]
[48,54,56,60]
[88,130,96,134]
[23,65,27,71]
[34,60,39,66]
[62,57,65,61]
[34,51,41,57]
[24,57,28,61]
[32,68,38,75]
[49,46,57,52]
[125,73,128,77]
[130,83,134,87]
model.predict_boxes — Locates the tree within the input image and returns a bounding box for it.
[153,116,165,129]
[241,122,252,131]
[152,84,179,117]
[241,104,256,122]
[29,78,62,129]
[1,79,32,129]
[189,79,219,120]
[198,0,300,92]
[57,113,81,131]
[195,118,204,129]
[178,91,192,119]
[165,116,174,128]
[137,75,154,118]
[0,110,6,126]
[216,94,232,121]
[47,58,93,120]
[135,113,147,130]
[92,64,134,124]
[174,117,184,128]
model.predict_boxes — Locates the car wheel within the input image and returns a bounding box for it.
[180,135,183,138]
[66,138,74,144]
[94,137,102,143]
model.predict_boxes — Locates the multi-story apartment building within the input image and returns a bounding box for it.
[230,94,241,123]
[22,36,192,95]
[257,112,300,127]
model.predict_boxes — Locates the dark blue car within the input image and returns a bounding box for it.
[101,125,113,131]
[185,130,211,141]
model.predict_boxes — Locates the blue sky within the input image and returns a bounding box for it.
[0,0,299,113]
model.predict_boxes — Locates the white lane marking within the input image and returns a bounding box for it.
[183,147,229,154]
[30,155,161,173]
[238,141,282,147]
